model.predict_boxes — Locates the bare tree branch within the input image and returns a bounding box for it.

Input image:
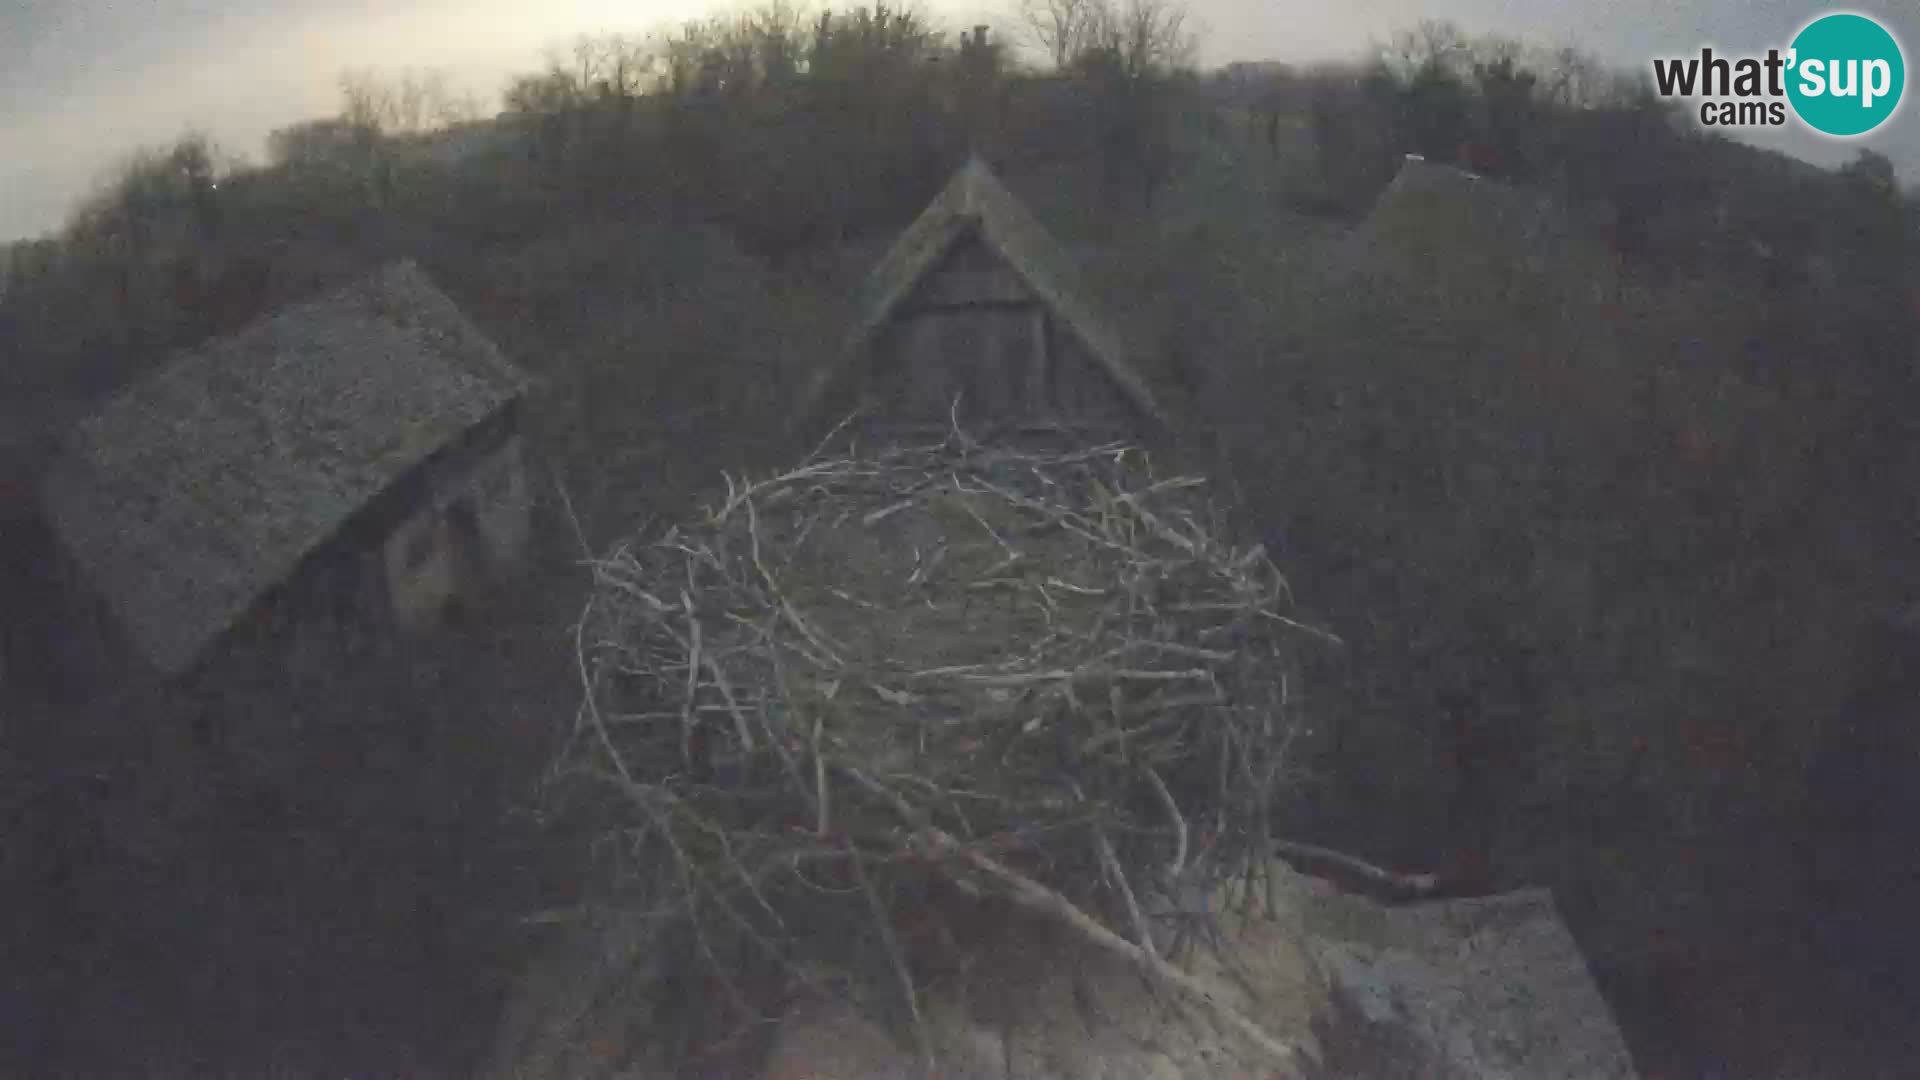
[1014,0,1100,70]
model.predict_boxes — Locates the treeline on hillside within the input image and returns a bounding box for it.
[0,0,1205,439]
[485,0,1201,249]
[0,134,256,423]
[497,5,980,257]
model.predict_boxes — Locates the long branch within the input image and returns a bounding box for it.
[940,832,1306,1076]
[1272,838,1441,899]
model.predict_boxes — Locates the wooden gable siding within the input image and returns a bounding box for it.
[865,233,1131,432]
[879,307,1044,420]
[1046,319,1131,424]
[901,236,1035,310]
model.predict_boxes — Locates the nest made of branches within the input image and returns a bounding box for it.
[548,427,1337,1074]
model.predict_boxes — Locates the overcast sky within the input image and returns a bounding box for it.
[2,0,1915,242]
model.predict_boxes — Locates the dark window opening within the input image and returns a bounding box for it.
[440,498,488,628]
[483,452,518,501]
[402,518,437,571]
[447,498,488,586]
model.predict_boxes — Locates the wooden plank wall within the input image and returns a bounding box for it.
[868,235,1133,432]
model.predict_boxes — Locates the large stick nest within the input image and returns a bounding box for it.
[549,429,1335,1072]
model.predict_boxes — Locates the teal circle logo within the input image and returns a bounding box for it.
[1786,13,1905,137]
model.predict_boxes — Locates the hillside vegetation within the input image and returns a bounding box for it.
[3,7,1918,1077]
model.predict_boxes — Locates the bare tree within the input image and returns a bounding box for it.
[571,35,606,92]
[1378,19,1470,82]
[1015,0,1101,70]
[339,68,390,133]
[657,15,761,97]
[393,71,431,132]
[806,5,941,85]
[1536,46,1602,108]
[269,118,362,168]
[72,133,234,249]
[335,67,462,205]
[439,89,484,127]
[58,131,238,337]
[1020,0,1197,78]
[338,67,474,134]
[1097,0,1197,79]
[502,68,579,116]
[534,33,655,103]
[602,34,655,99]
[745,2,808,87]
[1060,0,1197,213]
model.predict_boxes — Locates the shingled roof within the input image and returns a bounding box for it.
[1302,879,1639,1078]
[800,157,1164,427]
[1346,155,1580,273]
[42,259,529,675]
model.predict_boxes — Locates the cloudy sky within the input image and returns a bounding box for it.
[2,0,1915,242]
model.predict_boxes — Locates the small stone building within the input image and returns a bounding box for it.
[40,259,534,682]
[799,157,1164,439]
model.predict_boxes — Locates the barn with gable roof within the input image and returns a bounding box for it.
[40,259,535,683]
[800,156,1165,439]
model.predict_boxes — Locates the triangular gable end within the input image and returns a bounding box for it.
[897,223,1041,313]
[801,158,1164,435]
